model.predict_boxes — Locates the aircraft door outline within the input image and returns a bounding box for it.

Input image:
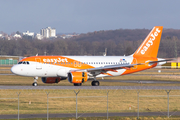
[35,58,42,69]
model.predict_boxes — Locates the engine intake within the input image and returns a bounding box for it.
[68,72,88,83]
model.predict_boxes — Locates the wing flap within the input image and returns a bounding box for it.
[86,63,142,72]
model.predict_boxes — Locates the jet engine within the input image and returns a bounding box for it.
[68,72,88,83]
[41,77,66,84]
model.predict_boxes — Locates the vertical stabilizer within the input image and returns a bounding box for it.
[133,26,163,58]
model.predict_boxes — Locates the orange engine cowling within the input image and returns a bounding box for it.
[68,72,88,83]
[41,77,65,84]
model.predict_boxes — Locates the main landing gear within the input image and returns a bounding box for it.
[32,77,38,86]
[91,76,100,86]
[73,81,99,86]
[91,81,100,86]
[73,78,100,86]
[74,83,82,86]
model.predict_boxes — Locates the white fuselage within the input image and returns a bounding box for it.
[11,56,133,78]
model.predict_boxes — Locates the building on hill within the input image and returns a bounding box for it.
[40,27,57,39]
[13,34,22,40]
[23,31,34,39]
[35,33,43,40]
[60,34,79,39]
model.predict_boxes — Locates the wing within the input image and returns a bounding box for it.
[147,58,175,66]
[70,63,142,76]
[70,58,172,77]
[148,58,174,64]
[86,63,140,72]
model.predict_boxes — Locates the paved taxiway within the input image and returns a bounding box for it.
[0,74,14,75]
[0,85,180,89]
[0,112,180,119]
[100,80,180,84]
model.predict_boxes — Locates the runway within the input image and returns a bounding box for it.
[0,85,180,90]
[0,112,180,119]
[0,74,14,75]
[100,80,180,84]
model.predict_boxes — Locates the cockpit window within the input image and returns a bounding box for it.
[18,62,22,64]
[18,61,30,65]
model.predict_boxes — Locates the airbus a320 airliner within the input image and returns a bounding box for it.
[11,26,167,86]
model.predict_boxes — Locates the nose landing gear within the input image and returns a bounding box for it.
[32,77,38,86]
[32,82,38,86]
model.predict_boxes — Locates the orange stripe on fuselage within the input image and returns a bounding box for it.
[21,56,95,69]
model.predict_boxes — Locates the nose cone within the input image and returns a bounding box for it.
[11,65,19,75]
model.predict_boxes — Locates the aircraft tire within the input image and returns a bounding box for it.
[32,82,38,86]
[74,83,82,86]
[91,81,100,86]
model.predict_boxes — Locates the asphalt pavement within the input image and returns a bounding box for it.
[0,85,180,90]
[0,112,180,119]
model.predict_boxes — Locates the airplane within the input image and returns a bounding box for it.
[11,26,167,86]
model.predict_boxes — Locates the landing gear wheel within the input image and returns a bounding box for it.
[91,81,100,86]
[74,83,82,86]
[33,77,38,86]
[32,82,38,86]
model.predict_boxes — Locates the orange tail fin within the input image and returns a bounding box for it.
[133,26,163,58]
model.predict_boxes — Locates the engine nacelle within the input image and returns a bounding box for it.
[41,77,66,84]
[68,72,88,83]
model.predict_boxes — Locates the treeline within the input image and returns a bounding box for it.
[0,28,180,58]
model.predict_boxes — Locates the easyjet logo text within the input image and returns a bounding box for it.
[43,58,68,63]
[141,28,161,55]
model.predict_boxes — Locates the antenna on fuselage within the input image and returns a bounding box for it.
[103,48,107,56]
[44,50,47,56]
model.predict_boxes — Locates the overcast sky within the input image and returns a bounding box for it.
[0,0,180,34]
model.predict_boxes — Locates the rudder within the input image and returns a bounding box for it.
[133,26,163,58]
